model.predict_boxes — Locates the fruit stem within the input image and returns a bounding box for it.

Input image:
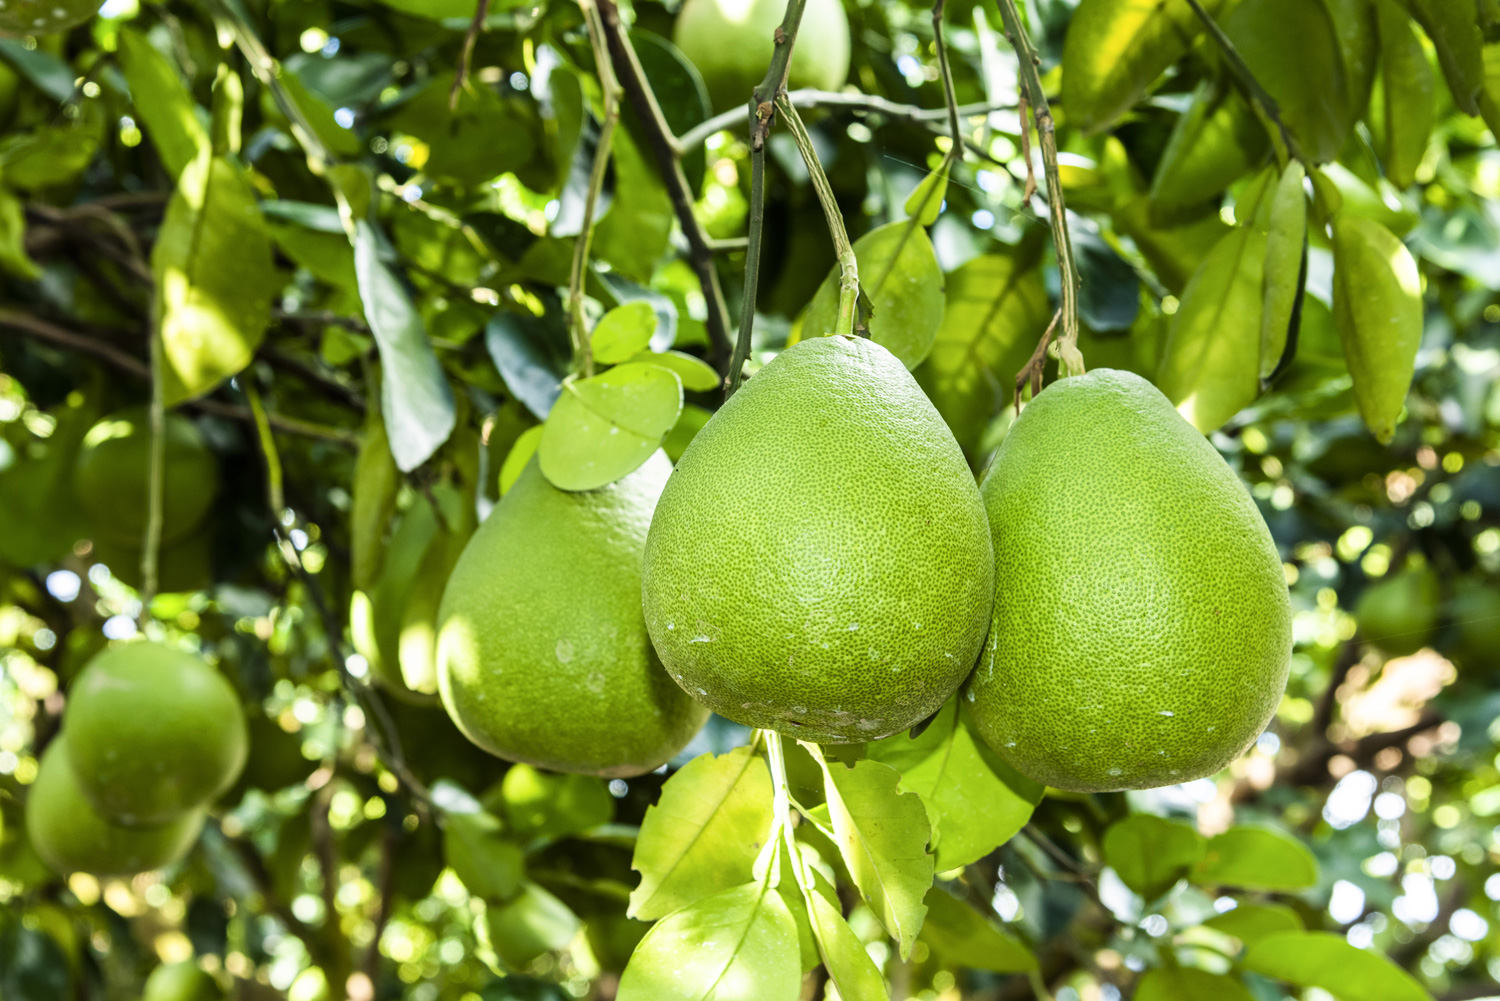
[569,0,624,380]
[764,730,818,900]
[775,93,861,338]
[139,292,166,623]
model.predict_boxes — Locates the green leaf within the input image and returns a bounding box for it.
[281,66,363,159]
[1114,197,1231,296]
[1401,0,1485,114]
[818,756,934,959]
[803,866,890,1000]
[904,161,951,226]
[117,28,209,182]
[802,220,946,369]
[485,310,569,419]
[444,812,524,902]
[497,764,615,845]
[1157,224,1268,432]
[1330,214,1424,443]
[212,62,244,156]
[376,0,482,19]
[592,302,658,365]
[1135,967,1255,1001]
[593,128,674,283]
[913,252,1050,452]
[1102,815,1205,900]
[1191,826,1319,891]
[1202,902,1304,944]
[0,38,75,102]
[353,219,458,471]
[663,403,713,463]
[1061,0,1230,132]
[153,153,278,405]
[500,427,543,496]
[1150,80,1268,212]
[0,124,99,193]
[633,351,721,393]
[919,888,1036,973]
[629,747,774,921]
[538,362,682,492]
[0,186,39,280]
[1373,3,1437,189]
[1260,162,1308,381]
[351,403,400,592]
[865,699,1041,871]
[1241,931,1433,1001]
[617,880,801,1001]
[487,882,582,969]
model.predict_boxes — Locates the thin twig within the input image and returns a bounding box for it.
[1015,308,1060,412]
[0,310,149,376]
[933,0,965,156]
[448,0,493,111]
[776,95,860,337]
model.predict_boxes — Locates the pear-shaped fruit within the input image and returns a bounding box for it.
[73,407,218,547]
[436,454,708,777]
[642,335,995,743]
[1355,568,1439,657]
[144,962,221,1001]
[26,739,203,877]
[966,369,1291,792]
[64,642,247,826]
[674,0,850,112]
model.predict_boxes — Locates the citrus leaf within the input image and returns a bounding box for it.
[818,756,934,959]
[1191,826,1319,891]
[1373,3,1437,189]
[117,28,209,182]
[0,38,75,102]
[1241,931,1433,1001]
[1330,214,1424,443]
[595,268,679,352]
[485,309,569,419]
[1260,162,1308,381]
[865,699,1041,871]
[904,161,951,226]
[1102,815,1205,900]
[351,401,400,591]
[632,350,721,393]
[593,128,674,283]
[628,747,774,921]
[1478,41,1500,136]
[1150,80,1268,211]
[280,68,363,158]
[1157,224,1268,432]
[617,880,801,1001]
[802,220,946,369]
[1073,214,1141,333]
[663,403,713,463]
[354,220,458,471]
[1114,196,1231,296]
[592,301,657,365]
[497,765,614,845]
[499,426,543,496]
[538,362,682,492]
[919,888,1036,973]
[153,153,278,406]
[803,866,889,1000]
[1202,902,1305,944]
[1136,967,1256,1001]
[444,812,524,902]
[0,187,39,280]
[487,882,581,969]
[1401,0,1485,114]
[1061,0,1230,133]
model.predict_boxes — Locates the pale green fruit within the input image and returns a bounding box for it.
[1355,569,1439,656]
[144,962,221,1001]
[72,407,218,547]
[673,0,851,112]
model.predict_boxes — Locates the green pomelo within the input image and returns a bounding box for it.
[1446,579,1500,672]
[73,407,218,547]
[25,739,203,877]
[436,453,708,777]
[0,0,100,36]
[90,526,213,594]
[966,369,1291,792]
[1355,569,1439,656]
[64,642,248,826]
[143,961,222,1001]
[642,335,995,743]
[673,0,850,112]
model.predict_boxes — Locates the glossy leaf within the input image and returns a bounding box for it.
[1331,214,1424,443]
[1402,0,1485,114]
[499,427,543,496]
[1157,224,1268,432]
[617,880,801,1001]
[802,220,946,369]
[1192,826,1319,891]
[117,28,209,181]
[865,699,1041,871]
[594,268,678,352]
[803,866,889,1001]
[904,161,951,226]
[819,756,934,958]
[0,38,75,102]
[486,309,570,419]
[1242,931,1432,1001]
[633,350,720,393]
[444,812,524,901]
[487,882,582,970]
[538,363,682,492]
[592,302,657,365]
[1260,162,1308,381]
[1150,81,1268,211]
[1202,902,1304,944]
[498,764,614,845]
[629,747,774,921]
[1102,815,1204,900]
[1374,3,1437,189]
[1135,967,1255,1001]
[354,220,458,471]
[919,888,1036,973]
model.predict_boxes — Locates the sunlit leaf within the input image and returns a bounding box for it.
[1135,967,1256,1001]
[803,866,890,1000]
[117,29,209,181]
[1102,815,1204,900]
[487,882,582,969]
[538,363,682,491]
[444,811,524,902]
[500,427,544,496]
[1401,0,1485,114]
[1203,902,1305,944]
[350,399,400,591]
[919,888,1036,973]
[1150,80,1267,212]
[1242,931,1432,1001]
[1260,162,1308,381]
[497,764,615,845]
[592,301,657,365]
[904,161,951,226]
[1373,3,1437,189]
[1192,826,1319,891]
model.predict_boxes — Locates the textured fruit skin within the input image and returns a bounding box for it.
[642,336,995,743]
[1355,569,1438,656]
[966,369,1291,792]
[673,0,850,112]
[143,961,221,1001]
[73,407,218,547]
[65,642,248,826]
[0,0,100,36]
[437,453,708,777]
[25,739,203,877]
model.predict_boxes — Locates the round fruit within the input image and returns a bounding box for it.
[1355,568,1439,656]
[144,961,221,1001]
[436,453,708,777]
[64,642,248,826]
[965,369,1292,792]
[673,0,851,112]
[0,0,100,36]
[642,335,995,743]
[1446,579,1500,672]
[25,739,203,877]
[73,407,218,548]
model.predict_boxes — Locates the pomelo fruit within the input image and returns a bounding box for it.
[436,453,708,777]
[1355,568,1439,656]
[642,335,995,743]
[0,0,100,36]
[1445,578,1500,673]
[673,0,851,112]
[73,407,218,547]
[144,961,221,1001]
[26,739,203,877]
[64,642,247,826]
[966,369,1291,792]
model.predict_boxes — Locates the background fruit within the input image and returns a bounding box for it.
[1355,568,1440,656]
[673,0,851,111]
[64,642,247,826]
[1445,579,1500,673]
[143,961,221,1001]
[437,454,708,777]
[642,335,995,743]
[25,739,203,877]
[0,0,100,36]
[72,407,218,547]
[966,369,1292,792]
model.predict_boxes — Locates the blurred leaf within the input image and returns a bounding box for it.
[592,301,657,365]
[804,866,890,1000]
[1102,815,1204,900]
[212,63,244,156]
[633,350,719,393]
[538,362,682,491]
[354,219,458,471]
[1192,826,1319,891]
[376,0,481,19]
[905,161,951,226]
[1114,197,1231,295]
[593,129,673,282]
[487,882,581,969]
[553,110,613,240]
[387,73,534,187]
[486,308,570,419]
[1149,80,1268,212]
[1072,214,1141,333]
[499,427,543,496]
[497,764,614,844]
[0,124,100,192]
[1401,0,1485,114]
[1260,162,1308,381]
[1135,967,1255,1001]
[663,402,712,462]
[629,747,774,921]
[629,31,711,196]
[0,187,39,280]
[0,39,74,102]
[280,68,362,158]
[617,880,800,1001]
[919,888,1036,973]
[1242,931,1432,1001]
[351,401,400,591]
[1202,902,1304,944]
[445,812,524,902]
[0,924,70,1001]
[117,28,209,181]
[1373,4,1437,189]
